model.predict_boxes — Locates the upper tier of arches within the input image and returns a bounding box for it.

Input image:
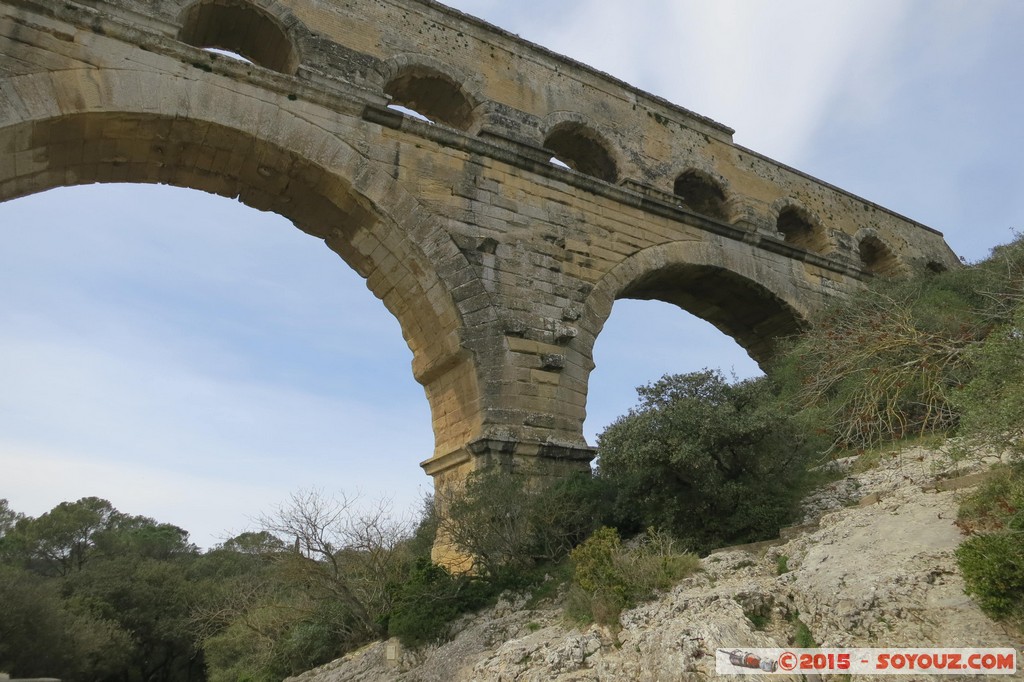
[142,0,958,278]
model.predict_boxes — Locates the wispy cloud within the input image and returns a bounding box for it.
[1,442,283,546]
[1,440,429,547]
[455,1,912,161]
[1,186,433,547]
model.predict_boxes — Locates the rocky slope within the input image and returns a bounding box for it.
[289,444,1023,681]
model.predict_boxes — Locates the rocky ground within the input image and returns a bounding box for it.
[288,443,1023,681]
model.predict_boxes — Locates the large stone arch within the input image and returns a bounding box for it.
[0,67,491,460]
[577,238,812,393]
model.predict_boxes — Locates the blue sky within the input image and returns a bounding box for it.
[2,1,1022,547]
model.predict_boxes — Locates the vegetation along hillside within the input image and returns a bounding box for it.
[3,237,1024,680]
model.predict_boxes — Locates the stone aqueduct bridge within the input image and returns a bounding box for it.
[1,0,959,488]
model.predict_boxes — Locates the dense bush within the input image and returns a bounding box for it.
[435,469,604,579]
[956,464,1024,535]
[596,370,820,553]
[386,558,497,646]
[776,236,1024,452]
[387,559,464,646]
[0,564,132,679]
[955,463,1024,627]
[193,490,427,676]
[0,497,204,681]
[774,274,980,452]
[566,526,699,626]
[387,472,606,646]
[955,304,1024,457]
[957,534,1024,626]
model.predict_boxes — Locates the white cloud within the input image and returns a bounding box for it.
[0,185,434,548]
[0,331,425,467]
[0,442,282,547]
[1,441,429,549]
[452,1,913,161]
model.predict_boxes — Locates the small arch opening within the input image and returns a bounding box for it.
[926,260,948,274]
[543,123,617,183]
[673,170,728,221]
[384,68,474,131]
[776,205,828,253]
[179,0,299,75]
[859,235,902,277]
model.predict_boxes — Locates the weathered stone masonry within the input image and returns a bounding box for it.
[0,0,959,501]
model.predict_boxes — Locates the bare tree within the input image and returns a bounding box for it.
[259,490,414,640]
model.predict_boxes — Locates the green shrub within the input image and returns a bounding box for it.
[955,463,1024,627]
[203,614,284,682]
[956,533,1024,625]
[743,607,770,630]
[597,370,820,553]
[956,464,1024,535]
[392,473,604,648]
[792,616,817,648]
[272,601,357,675]
[955,305,1024,457]
[775,235,1024,453]
[773,276,980,452]
[387,558,494,647]
[436,469,604,579]
[567,527,699,626]
[0,565,133,680]
[567,527,629,625]
[620,527,701,594]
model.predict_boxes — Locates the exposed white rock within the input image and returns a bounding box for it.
[289,445,1023,681]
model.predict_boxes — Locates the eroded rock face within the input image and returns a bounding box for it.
[289,446,1023,682]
